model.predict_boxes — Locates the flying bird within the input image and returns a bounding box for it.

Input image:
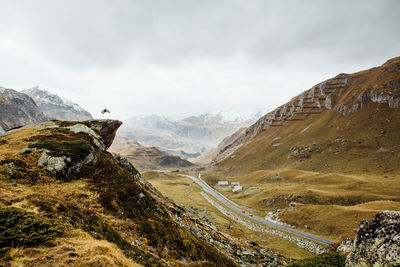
[101,108,110,114]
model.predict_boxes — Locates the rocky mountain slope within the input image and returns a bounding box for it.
[23,87,93,121]
[120,113,258,160]
[0,119,284,266]
[211,56,400,175]
[0,87,48,134]
[110,136,193,170]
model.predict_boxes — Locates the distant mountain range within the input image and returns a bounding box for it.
[110,136,193,170]
[118,113,260,160]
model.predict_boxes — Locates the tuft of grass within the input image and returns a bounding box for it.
[0,207,62,257]
[287,251,346,267]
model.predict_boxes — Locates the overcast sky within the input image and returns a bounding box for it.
[0,0,399,120]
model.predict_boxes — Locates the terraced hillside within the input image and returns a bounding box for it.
[212,56,400,175]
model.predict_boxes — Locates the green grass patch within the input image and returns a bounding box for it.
[287,251,346,267]
[29,140,91,156]
[0,207,62,256]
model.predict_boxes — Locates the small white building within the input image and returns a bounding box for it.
[217,181,229,186]
[232,185,243,192]
[231,182,240,186]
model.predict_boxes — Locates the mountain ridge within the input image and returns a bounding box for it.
[210,56,400,174]
[23,87,93,121]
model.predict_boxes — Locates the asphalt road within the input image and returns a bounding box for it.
[180,174,335,246]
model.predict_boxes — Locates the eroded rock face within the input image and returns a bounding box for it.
[336,90,400,116]
[346,210,400,267]
[86,120,122,150]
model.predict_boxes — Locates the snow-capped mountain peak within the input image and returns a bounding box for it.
[22,87,93,121]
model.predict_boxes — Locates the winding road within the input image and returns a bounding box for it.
[180,173,334,246]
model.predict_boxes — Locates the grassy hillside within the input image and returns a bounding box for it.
[213,57,400,176]
[0,121,279,266]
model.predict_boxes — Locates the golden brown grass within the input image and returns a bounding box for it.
[143,171,314,260]
[8,230,141,267]
[0,180,141,267]
[201,169,400,241]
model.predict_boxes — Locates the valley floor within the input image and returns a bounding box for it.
[143,171,314,260]
[200,169,400,241]
[143,168,400,261]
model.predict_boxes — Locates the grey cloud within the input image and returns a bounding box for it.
[1,0,398,70]
[0,0,399,120]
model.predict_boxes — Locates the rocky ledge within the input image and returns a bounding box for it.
[346,210,400,267]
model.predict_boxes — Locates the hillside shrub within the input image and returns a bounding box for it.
[0,207,62,256]
[287,251,346,267]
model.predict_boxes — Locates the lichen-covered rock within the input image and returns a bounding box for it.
[346,210,400,267]
[38,151,69,175]
[37,149,98,179]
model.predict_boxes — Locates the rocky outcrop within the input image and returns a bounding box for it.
[32,120,122,179]
[38,148,98,179]
[346,210,400,267]
[86,120,122,150]
[0,87,48,134]
[23,87,93,121]
[336,90,400,116]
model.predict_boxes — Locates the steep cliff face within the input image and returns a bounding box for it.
[211,56,400,174]
[0,120,284,266]
[0,87,48,134]
[23,87,93,121]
